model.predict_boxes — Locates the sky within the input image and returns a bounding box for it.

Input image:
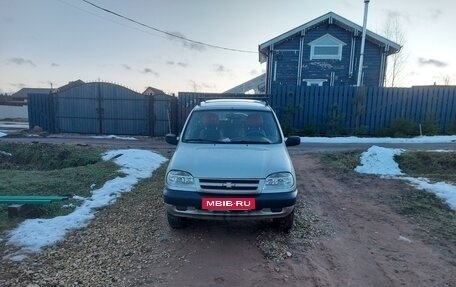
[1,0,455,95]
[3,140,455,260]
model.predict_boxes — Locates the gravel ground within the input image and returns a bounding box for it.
[0,166,172,286]
[0,162,321,287]
[1,152,454,287]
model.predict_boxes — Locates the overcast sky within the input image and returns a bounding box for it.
[0,0,455,94]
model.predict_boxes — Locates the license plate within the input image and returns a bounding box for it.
[202,198,255,211]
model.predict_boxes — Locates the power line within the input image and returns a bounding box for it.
[81,0,257,54]
[57,0,169,40]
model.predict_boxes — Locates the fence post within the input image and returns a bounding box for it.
[353,86,365,134]
[149,95,155,136]
[50,93,56,133]
[96,82,103,134]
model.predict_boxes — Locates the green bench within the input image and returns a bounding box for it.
[0,195,69,217]
[0,195,69,204]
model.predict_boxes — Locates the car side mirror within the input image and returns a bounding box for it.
[285,136,300,147]
[165,134,178,145]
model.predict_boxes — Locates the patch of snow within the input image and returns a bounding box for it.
[0,150,12,156]
[300,135,456,144]
[354,146,404,175]
[91,135,137,140]
[355,147,456,210]
[401,177,456,210]
[72,195,85,201]
[7,254,28,262]
[0,131,7,137]
[0,123,29,129]
[398,236,412,243]
[4,149,167,259]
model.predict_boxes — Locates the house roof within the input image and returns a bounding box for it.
[54,80,85,93]
[11,88,53,99]
[143,86,165,95]
[224,74,266,94]
[259,11,401,63]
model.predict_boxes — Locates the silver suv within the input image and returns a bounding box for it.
[163,99,300,231]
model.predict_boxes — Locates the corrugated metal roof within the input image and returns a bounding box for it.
[11,88,53,99]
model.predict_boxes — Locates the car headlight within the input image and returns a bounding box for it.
[264,172,294,190]
[166,170,195,189]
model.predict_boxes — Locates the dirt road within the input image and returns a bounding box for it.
[1,134,455,153]
[1,154,455,286]
[284,155,455,286]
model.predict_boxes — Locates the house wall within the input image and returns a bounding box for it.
[269,22,385,91]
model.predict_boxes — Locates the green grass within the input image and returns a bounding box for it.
[320,150,363,171]
[395,151,456,183]
[390,186,456,262]
[0,162,119,196]
[0,142,104,170]
[0,143,121,233]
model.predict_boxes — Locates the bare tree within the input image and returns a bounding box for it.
[383,15,407,87]
[443,75,452,85]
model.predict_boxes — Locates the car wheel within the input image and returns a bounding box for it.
[167,212,187,229]
[273,210,294,232]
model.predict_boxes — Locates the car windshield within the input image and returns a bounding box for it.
[182,110,282,144]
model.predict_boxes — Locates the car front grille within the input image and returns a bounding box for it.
[198,179,260,194]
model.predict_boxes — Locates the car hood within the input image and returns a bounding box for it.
[168,143,293,179]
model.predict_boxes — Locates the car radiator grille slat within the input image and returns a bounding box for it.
[199,179,260,191]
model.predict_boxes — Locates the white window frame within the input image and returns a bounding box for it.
[308,34,346,60]
[303,79,327,86]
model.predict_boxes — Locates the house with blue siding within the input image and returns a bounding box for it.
[259,12,401,92]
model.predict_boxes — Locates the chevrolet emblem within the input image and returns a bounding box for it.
[223,182,236,188]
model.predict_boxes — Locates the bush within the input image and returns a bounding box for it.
[326,104,345,136]
[280,104,300,136]
[376,118,419,137]
[446,119,456,135]
[352,125,369,136]
[421,119,439,136]
[299,124,318,136]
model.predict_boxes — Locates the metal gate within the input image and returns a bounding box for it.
[150,94,177,136]
[55,82,150,135]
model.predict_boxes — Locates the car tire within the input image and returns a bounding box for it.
[273,210,294,232]
[167,212,186,229]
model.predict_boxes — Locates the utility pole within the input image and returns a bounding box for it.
[357,0,370,86]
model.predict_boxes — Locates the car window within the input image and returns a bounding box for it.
[182,110,281,144]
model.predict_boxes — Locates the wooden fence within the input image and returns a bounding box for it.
[178,86,456,136]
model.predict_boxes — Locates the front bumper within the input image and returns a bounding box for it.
[163,188,297,220]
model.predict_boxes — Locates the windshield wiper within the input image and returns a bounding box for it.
[230,140,271,144]
[184,138,225,144]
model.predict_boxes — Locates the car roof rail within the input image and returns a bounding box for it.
[197,95,270,106]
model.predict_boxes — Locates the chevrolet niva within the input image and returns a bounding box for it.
[163,99,300,231]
